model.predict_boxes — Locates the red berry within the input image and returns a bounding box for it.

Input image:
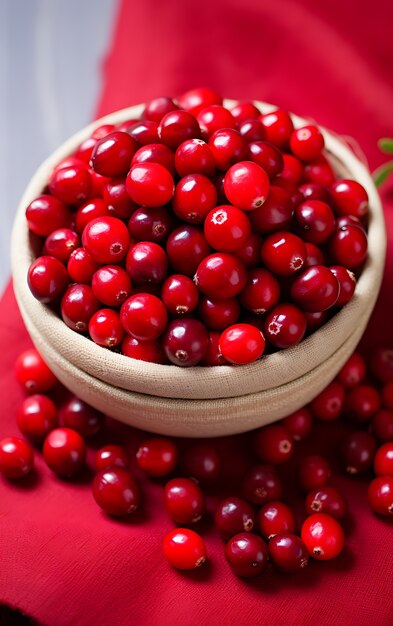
[49,165,91,206]
[283,407,313,441]
[143,96,178,123]
[198,296,240,330]
[330,179,368,217]
[374,443,393,476]
[329,266,356,306]
[278,154,304,185]
[75,198,111,233]
[249,186,293,234]
[368,476,393,515]
[242,464,283,505]
[126,163,175,207]
[59,396,104,437]
[127,120,159,145]
[215,497,256,538]
[161,274,199,315]
[341,431,377,474]
[26,195,70,236]
[95,445,129,471]
[255,425,294,465]
[224,161,270,211]
[200,331,227,366]
[304,310,329,332]
[82,216,130,264]
[230,101,261,123]
[162,318,209,366]
[15,348,58,394]
[126,241,168,285]
[197,105,235,139]
[175,138,215,177]
[68,248,101,284]
[329,225,368,269]
[240,268,280,315]
[225,533,268,577]
[61,284,100,333]
[264,303,307,349]
[166,225,211,277]
[219,323,265,365]
[178,87,222,116]
[103,178,137,219]
[136,438,178,477]
[261,232,307,276]
[337,352,366,388]
[234,232,263,267]
[209,128,248,171]
[89,309,125,347]
[0,436,34,481]
[301,513,344,560]
[248,141,284,179]
[91,265,131,307]
[239,119,266,144]
[305,486,348,520]
[370,347,393,383]
[194,252,247,299]
[294,200,335,244]
[121,335,167,364]
[93,467,140,516]
[164,477,204,524]
[43,428,86,477]
[90,123,116,139]
[372,409,393,442]
[158,110,201,148]
[344,385,381,423]
[298,455,331,491]
[131,142,176,176]
[299,182,331,205]
[258,502,296,539]
[291,265,340,312]
[128,206,174,243]
[382,382,393,409]
[173,174,217,223]
[27,255,69,303]
[304,155,335,186]
[269,533,309,573]
[120,293,168,341]
[204,205,251,251]
[163,528,207,570]
[90,131,136,177]
[259,110,294,148]
[181,444,221,484]
[17,395,58,442]
[290,125,324,161]
[310,381,345,421]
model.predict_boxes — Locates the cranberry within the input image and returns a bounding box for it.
[336,215,365,231]
[198,296,240,329]
[273,177,304,206]
[120,293,168,341]
[255,425,294,465]
[74,137,97,163]
[258,502,296,539]
[290,125,324,161]
[269,533,309,573]
[92,265,132,307]
[382,382,393,409]
[26,195,70,236]
[242,464,283,505]
[43,428,86,477]
[215,497,256,538]
[158,110,201,148]
[178,87,222,115]
[0,437,34,479]
[213,172,229,204]
[126,163,174,207]
[374,443,393,476]
[372,409,393,442]
[161,274,199,315]
[131,145,176,179]
[298,455,331,492]
[230,101,261,123]
[103,179,137,219]
[370,347,393,383]
[82,216,130,264]
[126,241,168,285]
[248,141,283,179]
[368,476,393,515]
[194,253,247,299]
[200,331,227,366]
[59,396,104,437]
[330,179,368,217]
[95,445,129,471]
[299,182,331,205]
[129,204,174,243]
[17,395,57,442]
[122,335,167,364]
[204,205,251,251]
[291,265,340,312]
[304,310,329,332]
[90,131,136,177]
[49,165,91,206]
[15,348,58,394]
[173,174,217,223]
[27,255,69,303]
[224,161,270,211]
[304,242,326,268]
[261,232,307,276]
[163,528,207,570]
[239,119,266,143]
[143,96,178,123]
[329,225,368,269]
[93,467,140,516]
[136,438,177,477]
[301,513,344,560]
[283,407,313,441]
[181,444,221,484]
[219,323,265,365]
[197,105,235,139]
[344,385,381,423]
[208,128,248,171]
[259,110,294,148]
[278,154,304,185]
[294,200,335,245]
[89,309,125,347]
[225,533,268,577]
[166,225,211,277]
[162,318,209,366]
[304,155,335,186]
[234,232,262,267]
[175,138,215,177]
[68,248,100,284]
[249,186,293,234]
[75,198,111,233]
[264,303,307,349]
[337,352,366,388]
[306,486,347,520]
[329,266,356,306]
[127,120,159,145]
[164,477,204,524]
[61,284,100,333]
[240,268,280,315]
[310,381,346,421]
[341,431,377,474]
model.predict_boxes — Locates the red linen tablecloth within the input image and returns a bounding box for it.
[1,1,393,624]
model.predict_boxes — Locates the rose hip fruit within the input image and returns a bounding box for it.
[301,513,345,560]
[93,467,140,516]
[163,528,207,570]
[224,161,270,211]
[0,437,34,479]
[15,348,58,394]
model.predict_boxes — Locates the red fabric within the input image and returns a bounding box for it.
[1,1,393,624]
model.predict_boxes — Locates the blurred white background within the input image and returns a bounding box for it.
[0,0,117,295]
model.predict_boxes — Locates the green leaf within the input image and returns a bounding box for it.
[373,161,393,187]
[378,138,393,154]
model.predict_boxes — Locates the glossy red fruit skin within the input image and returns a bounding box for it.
[68,248,100,284]
[204,205,251,252]
[258,502,296,539]
[61,284,100,333]
[259,110,294,148]
[161,274,199,315]
[126,163,175,207]
[82,216,130,264]
[261,231,307,277]
[49,165,91,206]
[329,225,368,269]
[224,161,270,211]
[374,443,393,477]
[27,255,70,303]
[249,186,293,234]
[372,409,393,442]
[304,310,329,332]
[234,232,262,267]
[95,445,129,471]
[200,331,227,366]
[304,155,335,187]
[290,125,325,161]
[158,110,201,148]
[175,138,216,177]
[209,128,248,171]
[310,381,346,421]
[330,179,368,217]
[255,425,294,465]
[370,347,393,383]
[240,268,280,315]
[337,352,366,388]
[164,477,204,524]
[242,464,283,505]
[278,153,304,185]
[298,455,331,492]
[166,225,212,277]
[121,335,167,364]
[75,198,111,233]
[162,318,209,366]
[283,407,313,441]
[248,141,283,179]
[127,120,159,145]
[92,265,132,307]
[197,105,235,140]
[120,293,168,341]
[136,438,178,477]
[181,444,221,484]
[291,265,340,312]
[238,119,266,143]
[90,131,136,177]
[0,437,34,479]
[269,533,309,573]
[231,101,261,123]
[294,200,335,244]
[173,174,217,223]
[126,241,168,285]
[225,533,269,578]
[143,96,178,123]
[344,385,381,423]
[341,431,377,474]
[103,179,137,220]
[219,323,265,365]
[26,195,70,236]
[17,394,58,442]
[89,309,125,347]
[59,396,104,437]
[382,381,393,409]
[15,349,58,394]
[194,253,247,299]
[215,497,256,538]
[299,182,331,205]
[131,142,176,176]
[329,266,356,306]
[301,513,345,560]
[93,467,140,516]
[128,206,174,244]
[264,303,307,349]
[43,428,86,477]
[367,476,393,515]
[178,87,222,115]
[305,486,348,520]
[163,528,207,570]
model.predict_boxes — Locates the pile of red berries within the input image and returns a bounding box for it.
[1,343,392,576]
[25,87,369,366]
